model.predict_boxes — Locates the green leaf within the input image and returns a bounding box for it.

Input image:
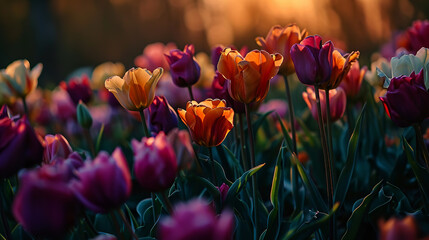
[276,113,294,152]
[187,175,221,208]
[95,124,105,153]
[136,198,152,224]
[341,180,383,240]
[290,152,328,212]
[252,111,274,135]
[334,104,366,207]
[282,202,339,240]
[221,144,243,175]
[225,163,266,205]
[124,203,139,230]
[199,155,233,186]
[402,137,429,211]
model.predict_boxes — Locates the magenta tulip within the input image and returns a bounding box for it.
[60,74,93,105]
[290,35,334,85]
[303,87,346,123]
[43,134,73,164]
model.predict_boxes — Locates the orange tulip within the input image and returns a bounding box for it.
[217,48,283,104]
[177,99,234,147]
[105,67,163,111]
[320,50,360,90]
[255,24,308,75]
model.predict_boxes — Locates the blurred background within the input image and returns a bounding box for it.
[0,0,428,86]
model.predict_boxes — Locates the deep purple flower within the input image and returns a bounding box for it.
[290,35,334,85]
[12,164,80,238]
[132,132,177,192]
[380,70,429,127]
[60,74,93,105]
[0,116,43,178]
[217,183,230,203]
[43,134,73,165]
[159,199,234,240]
[70,147,132,213]
[165,44,201,87]
[148,96,178,135]
[405,20,429,54]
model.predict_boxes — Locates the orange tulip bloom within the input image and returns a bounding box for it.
[177,99,234,147]
[255,24,308,75]
[105,67,163,111]
[320,50,360,90]
[217,48,283,104]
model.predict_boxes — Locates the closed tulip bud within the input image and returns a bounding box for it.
[217,183,230,203]
[132,132,177,192]
[218,48,283,104]
[166,128,195,171]
[0,59,42,98]
[256,24,308,75]
[159,199,234,240]
[60,74,93,105]
[12,164,79,238]
[43,134,73,164]
[105,67,163,111]
[165,44,201,87]
[70,147,132,213]
[291,35,334,85]
[77,101,93,129]
[380,70,429,127]
[303,87,346,123]
[378,216,417,240]
[0,116,44,178]
[178,99,234,147]
[340,60,367,98]
[148,96,178,135]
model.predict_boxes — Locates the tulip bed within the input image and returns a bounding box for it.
[1,20,429,240]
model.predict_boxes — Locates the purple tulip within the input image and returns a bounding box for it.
[43,134,73,165]
[132,132,177,192]
[70,147,132,213]
[148,96,178,135]
[166,128,195,171]
[217,183,230,203]
[60,74,93,105]
[165,44,201,87]
[0,116,44,178]
[159,199,234,240]
[380,70,429,127]
[12,164,80,238]
[405,20,429,54]
[290,35,334,85]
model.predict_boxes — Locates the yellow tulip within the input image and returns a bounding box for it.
[0,60,42,98]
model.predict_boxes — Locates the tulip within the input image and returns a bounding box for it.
[105,67,163,111]
[405,20,429,54]
[290,35,334,85]
[0,59,42,98]
[0,80,14,105]
[91,62,125,90]
[217,183,230,203]
[159,199,234,240]
[217,48,283,104]
[132,132,177,192]
[135,42,177,71]
[255,24,308,75]
[165,44,201,87]
[50,88,76,122]
[60,74,93,105]
[70,147,132,213]
[0,116,44,178]
[12,164,79,238]
[148,96,178,135]
[320,50,360,90]
[380,70,429,127]
[178,99,234,147]
[302,87,346,123]
[209,71,246,113]
[166,128,195,171]
[378,216,417,240]
[211,45,249,71]
[340,60,367,98]
[43,134,73,165]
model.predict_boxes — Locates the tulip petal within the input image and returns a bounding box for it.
[291,44,317,85]
[318,41,334,83]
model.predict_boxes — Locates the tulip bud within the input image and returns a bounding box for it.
[217,183,230,203]
[77,101,93,129]
[13,164,79,238]
[165,44,201,87]
[159,199,234,240]
[132,132,178,192]
[148,96,178,135]
[70,147,132,213]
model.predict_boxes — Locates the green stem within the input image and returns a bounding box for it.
[314,85,333,240]
[208,147,218,184]
[109,212,125,240]
[187,85,195,101]
[0,183,12,240]
[414,124,429,170]
[117,209,138,240]
[139,109,150,137]
[159,191,173,214]
[83,211,98,237]
[21,96,28,117]
[83,129,96,157]
[283,75,297,154]
[192,145,203,173]
[245,103,258,240]
[238,113,249,171]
